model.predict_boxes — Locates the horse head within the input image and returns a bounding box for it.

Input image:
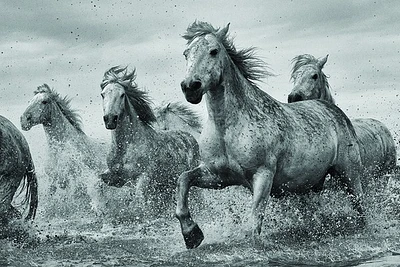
[101,81,127,130]
[21,84,83,132]
[180,22,268,105]
[288,54,332,103]
[100,66,155,130]
[21,84,54,131]
[180,23,230,104]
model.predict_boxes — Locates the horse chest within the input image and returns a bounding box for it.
[200,119,267,174]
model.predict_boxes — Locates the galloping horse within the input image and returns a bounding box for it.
[0,115,38,230]
[176,21,365,249]
[154,101,202,139]
[20,84,107,190]
[288,54,397,183]
[99,66,200,214]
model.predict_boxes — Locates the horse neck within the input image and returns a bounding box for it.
[205,61,277,128]
[320,86,335,104]
[43,108,83,145]
[112,111,156,152]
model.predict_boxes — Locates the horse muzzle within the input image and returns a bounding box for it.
[20,115,33,131]
[288,93,304,103]
[103,114,118,129]
[181,80,203,104]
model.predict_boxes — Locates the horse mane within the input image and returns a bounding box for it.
[155,102,202,133]
[34,84,84,133]
[101,66,156,125]
[290,54,334,103]
[183,21,272,88]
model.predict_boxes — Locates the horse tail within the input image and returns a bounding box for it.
[24,161,38,221]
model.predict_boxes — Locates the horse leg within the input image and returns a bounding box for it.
[251,166,274,235]
[333,164,365,226]
[176,163,227,249]
[0,174,20,225]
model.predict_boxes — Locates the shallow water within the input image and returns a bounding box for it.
[2,166,400,266]
[2,106,400,267]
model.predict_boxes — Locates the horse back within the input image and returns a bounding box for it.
[352,118,397,173]
[283,100,357,142]
[157,130,200,170]
[280,100,362,171]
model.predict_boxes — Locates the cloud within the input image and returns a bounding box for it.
[0,0,399,124]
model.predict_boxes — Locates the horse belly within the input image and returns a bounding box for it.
[273,142,336,194]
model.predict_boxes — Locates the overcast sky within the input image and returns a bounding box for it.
[0,0,399,131]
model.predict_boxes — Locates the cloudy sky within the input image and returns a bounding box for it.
[0,0,399,135]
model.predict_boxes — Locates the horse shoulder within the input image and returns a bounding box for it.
[0,117,31,172]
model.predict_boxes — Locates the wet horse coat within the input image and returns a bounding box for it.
[20,84,107,190]
[154,101,202,140]
[100,66,200,214]
[176,21,365,249]
[0,115,38,228]
[288,54,396,183]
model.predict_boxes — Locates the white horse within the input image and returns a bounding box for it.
[288,54,397,186]
[176,21,365,249]
[20,84,107,192]
[99,66,201,215]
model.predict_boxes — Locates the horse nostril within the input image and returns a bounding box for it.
[288,94,302,103]
[293,95,303,102]
[190,81,202,90]
[112,115,118,124]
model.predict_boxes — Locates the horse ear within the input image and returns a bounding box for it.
[318,54,328,69]
[216,23,230,38]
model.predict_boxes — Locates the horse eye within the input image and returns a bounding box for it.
[312,74,318,80]
[210,49,218,56]
[42,100,48,104]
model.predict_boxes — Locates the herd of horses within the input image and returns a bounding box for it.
[0,21,397,249]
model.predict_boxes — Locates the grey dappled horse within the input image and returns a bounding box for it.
[0,115,38,233]
[176,21,365,249]
[289,54,396,185]
[99,66,200,214]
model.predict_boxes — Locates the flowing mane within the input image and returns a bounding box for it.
[290,54,334,103]
[101,66,156,125]
[155,102,202,133]
[34,84,84,133]
[183,21,272,88]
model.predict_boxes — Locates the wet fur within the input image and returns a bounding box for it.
[0,115,38,226]
[289,54,397,183]
[176,21,365,249]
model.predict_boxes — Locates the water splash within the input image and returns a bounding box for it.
[2,134,400,266]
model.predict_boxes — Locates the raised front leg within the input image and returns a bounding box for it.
[175,163,231,249]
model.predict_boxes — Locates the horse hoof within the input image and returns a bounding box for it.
[183,224,204,249]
